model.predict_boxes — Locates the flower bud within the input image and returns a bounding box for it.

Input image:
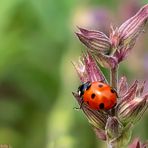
[76,28,111,55]
[105,116,123,140]
[83,52,106,82]
[113,4,148,63]
[72,92,107,130]
[118,96,148,125]
[129,138,148,148]
[117,80,138,110]
[73,52,106,82]
[95,52,118,68]
[118,4,148,48]
[106,121,132,148]
[82,104,107,130]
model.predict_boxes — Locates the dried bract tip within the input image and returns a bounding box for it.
[118,76,128,96]
[136,80,146,97]
[110,25,120,49]
[72,59,88,82]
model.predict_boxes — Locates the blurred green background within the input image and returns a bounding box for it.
[0,0,147,148]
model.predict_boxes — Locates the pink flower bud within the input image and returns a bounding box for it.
[76,28,111,55]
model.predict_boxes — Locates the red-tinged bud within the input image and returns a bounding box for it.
[117,80,138,110]
[76,28,111,55]
[105,117,132,147]
[105,116,123,140]
[129,138,148,148]
[113,4,148,62]
[118,96,147,125]
[76,4,148,65]
[83,104,107,130]
[118,4,148,44]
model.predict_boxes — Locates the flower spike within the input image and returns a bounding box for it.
[73,4,148,147]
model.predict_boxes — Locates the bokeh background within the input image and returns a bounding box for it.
[0,0,147,148]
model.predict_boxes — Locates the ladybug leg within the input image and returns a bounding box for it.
[79,99,84,109]
[73,100,84,110]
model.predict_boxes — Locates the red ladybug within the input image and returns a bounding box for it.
[78,81,117,110]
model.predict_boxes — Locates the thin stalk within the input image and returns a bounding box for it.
[110,65,118,116]
[110,65,118,90]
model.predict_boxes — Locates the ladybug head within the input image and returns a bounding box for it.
[78,81,91,97]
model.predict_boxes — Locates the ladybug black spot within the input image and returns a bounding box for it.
[91,93,96,99]
[98,84,103,88]
[99,103,104,109]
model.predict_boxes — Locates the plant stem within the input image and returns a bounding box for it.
[110,65,118,90]
[107,142,116,148]
[110,65,118,116]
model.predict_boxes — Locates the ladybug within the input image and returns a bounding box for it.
[78,81,117,110]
